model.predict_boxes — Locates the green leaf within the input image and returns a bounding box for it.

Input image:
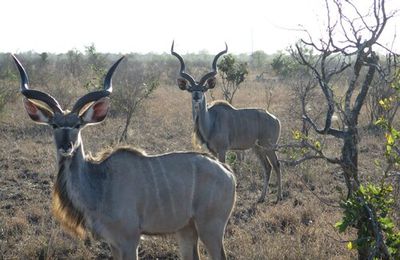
[335,221,347,233]
[347,241,353,250]
[380,217,395,229]
[386,133,395,145]
[359,185,366,195]
[391,127,400,139]
[375,117,386,127]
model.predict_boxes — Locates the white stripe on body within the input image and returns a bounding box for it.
[146,159,165,215]
[156,158,176,218]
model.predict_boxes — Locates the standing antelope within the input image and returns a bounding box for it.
[171,42,282,202]
[13,55,236,260]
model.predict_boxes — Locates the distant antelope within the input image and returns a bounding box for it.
[171,42,281,202]
[13,55,236,260]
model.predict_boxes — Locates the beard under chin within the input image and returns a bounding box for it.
[58,150,74,158]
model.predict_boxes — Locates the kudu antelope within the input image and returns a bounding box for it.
[13,55,236,260]
[171,42,282,202]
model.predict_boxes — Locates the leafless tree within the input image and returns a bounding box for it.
[282,0,398,258]
[255,73,280,111]
[112,58,159,143]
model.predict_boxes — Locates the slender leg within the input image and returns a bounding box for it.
[121,239,140,260]
[196,220,227,260]
[176,221,200,260]
[265,149,282,201]
[254,147,272,203]
[235,151,244,162]
[111,234,141,260]
[194,185,233,260]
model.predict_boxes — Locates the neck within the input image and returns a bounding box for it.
[56,134,88,196]
[193,94,212,139]
[53,134,88,237]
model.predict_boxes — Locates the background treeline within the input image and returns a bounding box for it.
[0,45,274,112]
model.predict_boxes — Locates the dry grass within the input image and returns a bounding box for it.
[2,74,388,259]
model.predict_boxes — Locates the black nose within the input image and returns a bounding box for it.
[193,93,201,101]
[61,143,72,151]
[60,129,73,150]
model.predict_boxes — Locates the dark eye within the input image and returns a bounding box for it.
[51,123,58,129]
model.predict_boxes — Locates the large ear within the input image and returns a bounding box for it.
[206,77,216,89]
[177,78,189,90]
[80,97,110,125]
[23,98,54,124]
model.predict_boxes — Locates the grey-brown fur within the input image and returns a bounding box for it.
[14,55,236,260]
[53,156,86,237]
[55,144,236,259]
[171,44,282,202]
[193,96,282,203]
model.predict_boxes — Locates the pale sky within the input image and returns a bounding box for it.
[2,0,399,54]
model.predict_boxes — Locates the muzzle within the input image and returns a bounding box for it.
[58,142,76,157]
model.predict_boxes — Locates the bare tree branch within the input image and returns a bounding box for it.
[279,141,342,165]
[352,53,378,120]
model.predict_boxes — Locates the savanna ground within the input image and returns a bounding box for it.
[2,60,394,259]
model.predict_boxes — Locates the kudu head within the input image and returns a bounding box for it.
[171,41,227,112]
[12,55,124,157]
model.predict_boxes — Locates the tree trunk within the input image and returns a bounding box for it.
[341,125,360,198]
[341,125,374,258]
[356,223,370,260]
[119,108,134,143]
